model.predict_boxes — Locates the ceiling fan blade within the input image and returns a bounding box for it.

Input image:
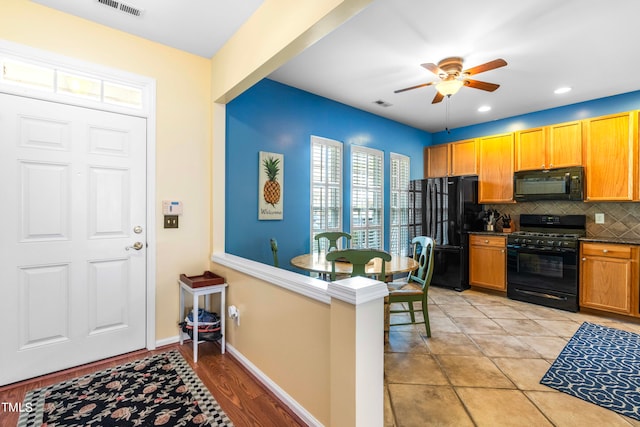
[420,62,443,76]
[432,92,444,104]
[463,58,507,76]
[464,79,500,92]
[394,81,435,93]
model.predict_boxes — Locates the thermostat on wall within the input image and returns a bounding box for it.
[162,200,183,215]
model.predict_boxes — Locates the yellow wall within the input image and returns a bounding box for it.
[1,0,213,340]
[212,264,331,423]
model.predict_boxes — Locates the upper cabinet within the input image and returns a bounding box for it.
[450,139,478,176]
[478,133,514,203]
[425,139,478,178]
[425,144,449,178]
[515,121,582,171]
[584,111,638,201]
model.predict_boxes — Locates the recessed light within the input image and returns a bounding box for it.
[478,105,491,112]
[554,87,572,94]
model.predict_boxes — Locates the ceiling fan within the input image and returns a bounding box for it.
[394,57,507,104]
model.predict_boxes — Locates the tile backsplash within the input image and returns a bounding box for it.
[486,201,640,239]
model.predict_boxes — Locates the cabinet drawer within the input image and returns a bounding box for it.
[470,235,506,247]
[581,243,631,259]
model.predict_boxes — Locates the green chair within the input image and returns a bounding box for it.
[314,231,351,253]
[270,238,279,268]
[385,236,435,339]
[326,248,391,281]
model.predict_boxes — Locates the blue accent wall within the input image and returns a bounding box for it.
[226,79,431,268]
[432,91,640,144]
[226,79,640,270]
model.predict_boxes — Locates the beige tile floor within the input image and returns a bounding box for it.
[384,286,640,427]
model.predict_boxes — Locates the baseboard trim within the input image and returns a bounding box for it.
[155,335,181,348]
[226,344,323,427]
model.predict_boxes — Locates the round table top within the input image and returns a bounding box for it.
[290,252,418,277]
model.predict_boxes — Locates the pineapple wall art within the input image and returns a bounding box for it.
[259,151,284,220]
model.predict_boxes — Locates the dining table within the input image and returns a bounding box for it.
[290,251,419,280]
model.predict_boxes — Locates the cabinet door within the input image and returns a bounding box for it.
[548,120,582,169]
[469,235,506,291]
[469,245,506,291]
[515,127,546,171]
[450,139,477,176]
[584,112,637,201]
[426,144,449,177]
[580,256,632,314]
[478,133,514,203]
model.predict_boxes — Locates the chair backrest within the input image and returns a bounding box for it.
[325,248,391,281]
[314,231,351,252]
[270,238,279,268]
[408,236,435,289]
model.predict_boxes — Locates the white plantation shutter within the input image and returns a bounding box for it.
[351,146,384,249]
[311,136,343,252]
[390,153,410,255]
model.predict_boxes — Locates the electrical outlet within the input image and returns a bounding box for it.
[164,215,179,228]
[595,213,605,224]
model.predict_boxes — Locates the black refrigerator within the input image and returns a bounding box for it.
[409,176,484,291]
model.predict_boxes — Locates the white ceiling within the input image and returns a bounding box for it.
[30,0,264,58]
[31,0,640,133]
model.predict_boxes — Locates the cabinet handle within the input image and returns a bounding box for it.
[501,249,505,253]
[541,164,545,168]
[582,257,587,261]
[603,249,609,253]
[484,240,489,244]
[549,164,553,168]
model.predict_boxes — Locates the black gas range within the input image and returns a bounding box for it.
[506,214,586,312]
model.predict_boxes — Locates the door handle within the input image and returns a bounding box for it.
[126,242,144,251]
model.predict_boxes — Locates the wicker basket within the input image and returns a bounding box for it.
[180,321,222,342]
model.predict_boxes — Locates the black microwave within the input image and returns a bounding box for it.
[514,166,584,201]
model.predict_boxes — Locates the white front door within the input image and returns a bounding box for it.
[0,93,147,385]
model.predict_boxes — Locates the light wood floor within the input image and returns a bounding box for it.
[0,341,307,427]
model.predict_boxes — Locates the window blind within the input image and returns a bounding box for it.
[311,136,343,252]
[390,153,410,255]
[351,146,384,249]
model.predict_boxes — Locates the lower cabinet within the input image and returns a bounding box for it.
[469,234,506,291]
[579,242,640,317]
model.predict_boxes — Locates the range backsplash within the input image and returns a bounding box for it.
[485,201,640,239]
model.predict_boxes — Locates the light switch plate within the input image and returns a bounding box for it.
[595,213,605,224]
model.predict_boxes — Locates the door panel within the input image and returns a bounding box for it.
[0,93,147,385]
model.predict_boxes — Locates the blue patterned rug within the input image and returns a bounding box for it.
[18,350,233,426]
[540,322,640,421]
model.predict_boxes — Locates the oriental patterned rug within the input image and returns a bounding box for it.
[18,350,233,426]
[540,322,640,421]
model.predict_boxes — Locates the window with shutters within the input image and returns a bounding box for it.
[310,136,343,252]
[351,146,384,249]
[390,153,410,255]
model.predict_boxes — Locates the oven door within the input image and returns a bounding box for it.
[506,245,578,295]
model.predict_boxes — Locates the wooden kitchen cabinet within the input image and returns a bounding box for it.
[583,111,638,201]
[515,121,582,171]
[469,234,506,291]
[426,139,478,178]
[450,138,478,176]
[425,144,449,177]
[579,242,639,317]
[478,133,514,203]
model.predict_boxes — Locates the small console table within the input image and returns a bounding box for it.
[178,280,227,362]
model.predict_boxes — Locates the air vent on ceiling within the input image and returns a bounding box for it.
[373,99,392,108]
[96,0,145,17]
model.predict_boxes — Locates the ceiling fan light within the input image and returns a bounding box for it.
[436,79,464,96]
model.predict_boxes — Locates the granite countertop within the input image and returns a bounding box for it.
[468,231,512,236]
[580,237,640,246]
[469,232,640,246]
